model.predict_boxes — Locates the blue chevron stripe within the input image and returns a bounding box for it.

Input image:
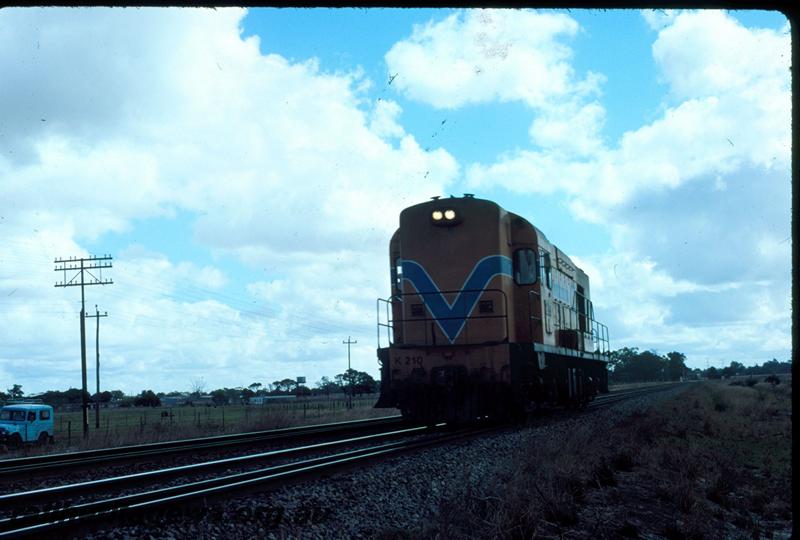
[401,255,513,343]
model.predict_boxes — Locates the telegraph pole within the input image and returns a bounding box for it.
[343,336,357,409]
[54,255,113,437]
[85,305,108,429]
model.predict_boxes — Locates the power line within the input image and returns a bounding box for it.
[54,254,113,437]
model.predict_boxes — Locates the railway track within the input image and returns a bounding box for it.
[0,415,403,480]
[0,382,682,538]
[0,422,493,538]
[591,382,681,407]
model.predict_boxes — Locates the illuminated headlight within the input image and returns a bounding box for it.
[444,209,456,220]
[432,210,443,220]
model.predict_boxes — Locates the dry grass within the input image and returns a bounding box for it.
[408,381,792,539]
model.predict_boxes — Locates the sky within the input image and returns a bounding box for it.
[0,8,792,395]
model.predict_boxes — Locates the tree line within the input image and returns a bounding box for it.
[608,348,791,384]
[0,368,378,408]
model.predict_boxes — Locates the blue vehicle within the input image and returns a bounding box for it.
[0,402,55,447]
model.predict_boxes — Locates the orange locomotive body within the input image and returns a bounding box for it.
[375,195,610,423]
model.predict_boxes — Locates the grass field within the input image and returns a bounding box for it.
[12,394,396,455]
[403,378,792,539]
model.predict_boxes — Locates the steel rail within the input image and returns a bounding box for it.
[592,383,682,406]
[0,415,403,478]
[0,424,500,538]
[0,424,429,509]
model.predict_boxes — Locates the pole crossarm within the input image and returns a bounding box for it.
[54,255,114,288]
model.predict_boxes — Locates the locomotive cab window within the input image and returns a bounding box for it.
[514,249,538,285]
[392,257,403,291]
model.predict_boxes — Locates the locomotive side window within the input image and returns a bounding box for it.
[539,251,552,289]
[513,249,538,285]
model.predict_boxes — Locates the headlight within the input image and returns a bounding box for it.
[444,209,456,220]
[432,210,443,220]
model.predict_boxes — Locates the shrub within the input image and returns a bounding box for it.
[710,391,728,412]
[764,374,781,386]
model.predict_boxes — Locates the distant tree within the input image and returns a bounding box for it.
[608,347,638,373]
[248,382,263,395]
[271,379,297,394]
[134,390,161,407]
[240,388,255,401]
[666,352,688,381]
[295,385,312,397]
[334,369,378,396]
[609,349,667,383]
[110,390,125,401]
[315,376,340,396]
[7,384,23,399]
[706,366,721,379]
[190,379,207,397]
[91,391,113,403]
[210,389,228,406]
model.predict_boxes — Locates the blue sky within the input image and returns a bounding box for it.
[0,8,791,394]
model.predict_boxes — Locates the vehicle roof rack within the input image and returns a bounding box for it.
[5,399,45,405]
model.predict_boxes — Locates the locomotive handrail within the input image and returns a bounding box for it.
[528,290,611,358]
[377,288,509,347]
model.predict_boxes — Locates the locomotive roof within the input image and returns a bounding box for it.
[403,195,588,280]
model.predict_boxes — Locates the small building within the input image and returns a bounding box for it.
[187,395,215,407]
[161,395,189,407]
[248,395,296,405]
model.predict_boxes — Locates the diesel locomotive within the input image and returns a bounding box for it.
[375,195,610,423]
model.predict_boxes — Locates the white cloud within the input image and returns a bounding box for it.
[651,10,790,102]
[385,9,599,110]
[463,10,790,365]
[0,7,458,393]
[641,9,678,30]
[574,251,790,366]
[529,101,606,156]
[369,99,406,139]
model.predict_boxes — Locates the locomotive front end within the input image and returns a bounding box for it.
[376,196,518,423]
